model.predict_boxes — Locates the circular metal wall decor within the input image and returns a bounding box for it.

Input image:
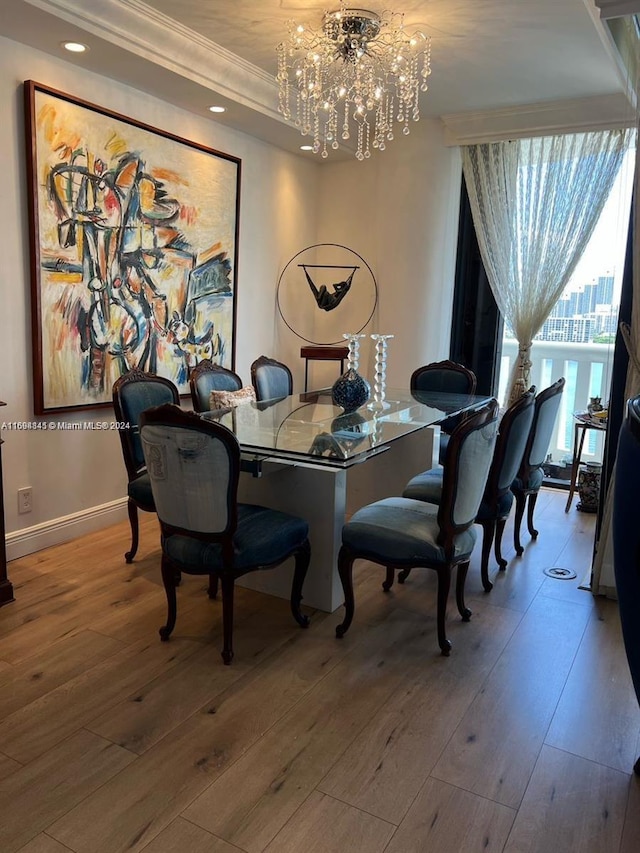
[543,567,577,580]
[276,243,378,345]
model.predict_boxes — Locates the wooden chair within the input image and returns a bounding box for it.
[140,404,311,664]
[511,378,566,555]
[335,398,499,656]
[404,388,536,592]
[410,360,477,397]
[112,369,179,563]
[251,356,293,402]
[411,360,477,460]
[189,359,243,413]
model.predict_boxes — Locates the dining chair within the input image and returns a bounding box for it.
[411,360,477,461]
[511,377,566,555]
[139,403,311,664]
[404,388,536,592]
[189,359,243,413]
[335,398,499,656]
[251,355,293,402]
[112,368,180,563]
[410,360,477,396]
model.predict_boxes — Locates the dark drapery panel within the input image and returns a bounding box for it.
[450,177,502,396]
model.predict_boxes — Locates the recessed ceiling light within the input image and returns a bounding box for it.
[208,105,226,113]
[62,41,88,53]
[300,145,313,151]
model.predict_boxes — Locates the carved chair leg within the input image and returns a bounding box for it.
[513,490,526,556]
[456,560,472,622]
[290,539,311,628]
[527,492,539,539]
[208,574,218,599]
[159,555,177,641]
[436,565,452,656]
[220,574,235,665]
[480,520,496,592]
[336,546,355,638]
[495,517,508,570]
[125,499,140,563]
[382,566,395,591]
[398,568,412,584]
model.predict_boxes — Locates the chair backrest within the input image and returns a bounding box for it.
[485,387,536,500]
[140,404,239,540]
[189,360,243,413]
[112,369,180,479]
[251,356,293,402]
[438,398,499,547]
[411,360,477,396]
[520,378,566,475]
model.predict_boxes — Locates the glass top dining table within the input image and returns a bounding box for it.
[202,389,492,470]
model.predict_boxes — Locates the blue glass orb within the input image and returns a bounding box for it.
[331,369,370,413]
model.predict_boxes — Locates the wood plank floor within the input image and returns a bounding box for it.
[1,488,639,853]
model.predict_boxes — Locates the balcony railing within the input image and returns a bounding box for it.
[499,338,614,475]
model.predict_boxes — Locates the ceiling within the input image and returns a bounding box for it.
[0,0,636,157]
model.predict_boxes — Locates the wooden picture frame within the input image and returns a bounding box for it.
[24,80,241,414]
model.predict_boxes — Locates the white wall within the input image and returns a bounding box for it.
[0,35,463,557]
[315,121,462,387]
[0,36,319,553]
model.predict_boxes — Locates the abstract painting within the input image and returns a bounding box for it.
[24,80,241,414]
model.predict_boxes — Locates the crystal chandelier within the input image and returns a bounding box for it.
[276,4,432,161]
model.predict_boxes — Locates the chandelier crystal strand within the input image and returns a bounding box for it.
[276,3,431,160]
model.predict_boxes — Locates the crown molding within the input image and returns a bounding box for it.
[440,94,635,146]
[593,0,640,19]
[24,0,281,119]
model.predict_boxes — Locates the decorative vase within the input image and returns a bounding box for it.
[577,461,602,513]
[331,369,370,413]
[368,334,394,410]
[587,397,603,416]
[331,333,370,413]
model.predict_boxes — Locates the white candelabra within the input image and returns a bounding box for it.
[368,334,394,410]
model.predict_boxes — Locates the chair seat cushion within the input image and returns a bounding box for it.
[403,468,443,504]
[475,490,514,522]
[163,504,309,575]
[342,497,476,566]
[512,466,544,494]
[128,472,155,511]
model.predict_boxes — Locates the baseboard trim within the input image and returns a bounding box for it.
[6,498,129,561]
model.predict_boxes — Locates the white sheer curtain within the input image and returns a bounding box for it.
[462,131,632,404]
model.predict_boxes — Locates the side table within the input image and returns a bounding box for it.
[564,413,607,513]
[300,345,349,392]
[0,401,15,606]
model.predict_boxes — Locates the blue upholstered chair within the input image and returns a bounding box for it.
[112,369,180,563]
[411,360,477,460]
[139,404,311,664]
[335,398,499,656]
[511,377,565,555]
[189,359,243,413]
[251,355,293,402]
[411,360,477,396]
[404,388,536,592]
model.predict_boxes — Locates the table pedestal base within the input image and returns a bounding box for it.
[237,427,437,612]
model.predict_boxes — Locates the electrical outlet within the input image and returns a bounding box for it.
[18,487,32,514]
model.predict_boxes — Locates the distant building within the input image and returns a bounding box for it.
[536,273,618,343]
[538,316,596,343]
